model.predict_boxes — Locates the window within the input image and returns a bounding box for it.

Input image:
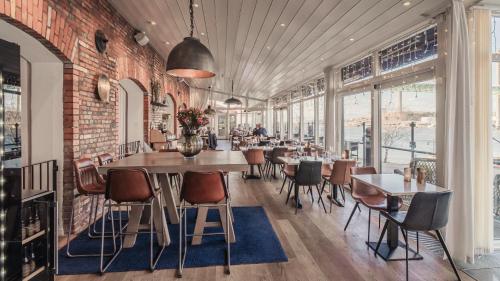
[318,95,325,145]
[379,26,438,74]
[491,15,500,240]
[341,56,373,84]
[274,109,282,137]
[282,108,288,139]
[2,71,22,160]
[292,102,301,139]
[303,99,315,142]
[380,79,436,174]
[342,92,371,166]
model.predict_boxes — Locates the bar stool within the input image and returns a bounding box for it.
[320,159,356,211]
[177,171,231,277]
[66,158,109,257]
[286,161,326,214]
[345,167,402,244]
[375,191,461,281]
[100,168,166,273]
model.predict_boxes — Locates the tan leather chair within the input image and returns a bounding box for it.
[178,171,231,277]
[97,153,113,166]
[320,159,356,212]
[243,148,266,179]
[100,168,165,273]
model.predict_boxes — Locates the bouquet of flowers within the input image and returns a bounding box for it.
[176,107,209,134]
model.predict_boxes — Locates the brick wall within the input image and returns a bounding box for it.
[0,0,190,233]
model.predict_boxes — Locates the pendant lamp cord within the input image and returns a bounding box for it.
[231,80,234,97]
[189,0,194,37]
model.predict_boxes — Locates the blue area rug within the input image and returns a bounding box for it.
[58,206,288,275]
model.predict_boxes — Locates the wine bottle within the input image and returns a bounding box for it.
[29,244,36,271]
[33,207,41,233]
[22,247,30,277]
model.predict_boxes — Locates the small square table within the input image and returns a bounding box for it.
[351,173,448,261]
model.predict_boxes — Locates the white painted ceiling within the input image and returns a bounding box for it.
[109,0,456,101]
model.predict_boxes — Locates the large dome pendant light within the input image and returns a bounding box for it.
[166,0,215,78]
[224,80,242,105]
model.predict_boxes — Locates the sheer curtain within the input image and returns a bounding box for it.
[444,0,475,263]
[189,87,209,109]
[470,7,493,256]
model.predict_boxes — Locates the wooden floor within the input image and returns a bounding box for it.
[56,171,473,281]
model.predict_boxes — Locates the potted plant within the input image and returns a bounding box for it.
[176,107,209,158]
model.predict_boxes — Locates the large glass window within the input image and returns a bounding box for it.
[292,102,301,139]
[303,99,315,142]
[491,15,500,240]
[380,79,436,174]
[274,109,282,137]
[342,92,371,166]
[318,95,325,145]
[282,108,288,139]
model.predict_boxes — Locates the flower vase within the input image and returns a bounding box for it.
[176,129,203,158]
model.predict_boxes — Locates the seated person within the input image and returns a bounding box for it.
[252,123,268,137]
[207,127,218,150]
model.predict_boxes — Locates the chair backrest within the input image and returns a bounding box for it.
[295,161,322,186]
[244,148,265,165]
[97,153,113,166]
[271,147,289,163]
[106,168,155,203]
[410,158,437,184]
[329,159,356,185]
[73,158,103,195]
[350,166,381,200]
[403,191,453,231]
[181,171,228,204]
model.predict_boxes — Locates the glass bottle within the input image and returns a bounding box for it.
[33,207,41,233]
[29,244,36,271]
[22,247,31,277]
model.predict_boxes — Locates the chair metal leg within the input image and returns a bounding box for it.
[319,180,327,201]
[356,204,362,213]
[177,202,184,278]
[315,185,327,213]
[279,177,288,194]
[405,229,409,281]
[329,183,333,213]
[416,232,419,254]
[308,186,314,203]
[367,208,371,243]
[435,230,462,281]
[225,200,231,274]
[375,220,389,257]
[286,182,293,205]
[344,202,359,231]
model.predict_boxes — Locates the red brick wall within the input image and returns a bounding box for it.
[0,0,190,232]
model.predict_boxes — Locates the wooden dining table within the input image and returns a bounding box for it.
[351,173,448,261]
[98,150,249,248]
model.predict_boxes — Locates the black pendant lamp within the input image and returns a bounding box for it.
[166,0,215,78]
[224,80,242,105]
[204,86,217,115]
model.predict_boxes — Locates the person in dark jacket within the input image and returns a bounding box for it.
[252,123,268,137]
[207,127,218,150]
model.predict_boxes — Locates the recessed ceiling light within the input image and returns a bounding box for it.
[148,20,157,26]
[320,58,324,61]
[266,46,271,49]
[280,23,286,27]
[193,3,199,7]
[403,1,411,6]
[258,61,262,64]
[201,32,205,36]
[165,41,170,45]
[349,38,355,41]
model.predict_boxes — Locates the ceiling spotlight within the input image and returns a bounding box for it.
[403,1,411,6]
[165,41,170,45]
[320,58,324,61]
[280,23,286,27]
[266,46,271,49]
[349,38,355,42]
[193,3,199,7]
[148,20,157,26]
[200,32,205,36]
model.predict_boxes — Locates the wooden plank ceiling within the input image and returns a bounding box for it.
[108,0,450,101]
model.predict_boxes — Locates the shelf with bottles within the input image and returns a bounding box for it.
[21,241,46,281]
[20,201,46,243]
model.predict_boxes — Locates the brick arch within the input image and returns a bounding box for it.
[117,77,149,144]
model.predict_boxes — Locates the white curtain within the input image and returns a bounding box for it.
[444,0,475,263]
[189,87,209,109]
[470,7,493,256]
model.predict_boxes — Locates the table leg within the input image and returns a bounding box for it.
[367,195,423,261]
[123,205,143,248]
[191,205,236,245]
[157,173,180,224]
[192,207,209,245]
[245,165,261,179]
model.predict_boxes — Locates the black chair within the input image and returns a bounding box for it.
[266,147,288,179]
[285,161,326,214]
[375,191,461,281]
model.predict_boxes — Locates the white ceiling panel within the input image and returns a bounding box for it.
[108,0,451,100]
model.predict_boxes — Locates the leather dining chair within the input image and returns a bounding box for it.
[97,153,114,166]
[345,167,402,244]
[66,158,109,258]
[320,159,356,212]
[374,191,461,281]
[100,168,166,273]
[178,171,231,277]
[243,148,266,180]
[266,147,288,179]
[279,152,295,194]
[285,161,326,214]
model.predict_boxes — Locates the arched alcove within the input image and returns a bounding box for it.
[118,79,145,144]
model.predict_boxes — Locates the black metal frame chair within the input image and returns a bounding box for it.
[375,191,461,281]
[285,161,326,214]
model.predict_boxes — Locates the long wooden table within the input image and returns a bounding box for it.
[351,174,448,261]
[98,150,249,248]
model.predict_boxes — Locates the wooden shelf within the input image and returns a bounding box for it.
[22,230,46,245]
[22,266,45,281]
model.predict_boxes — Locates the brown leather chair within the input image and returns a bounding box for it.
[243,148,266,179]
[345,167,402,244]
[97,153,114,166]
[320,159,356,212]
[66,158,107,258]
[100,168,165,273]
[279,151,296,194]
[178,171,231,277]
